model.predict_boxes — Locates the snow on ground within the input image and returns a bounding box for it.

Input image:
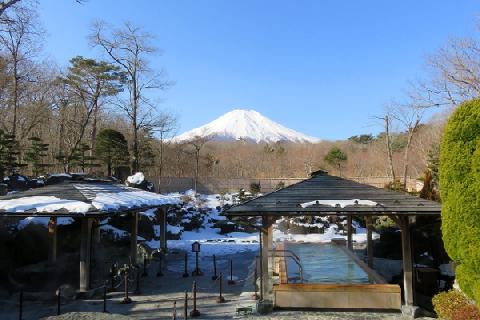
[139,191,379,257]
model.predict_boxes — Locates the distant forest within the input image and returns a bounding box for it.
[0,1,477,190]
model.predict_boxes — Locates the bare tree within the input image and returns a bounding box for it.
[91,21,170,173]
[149,110,177,191]
[183,134,214,194]
[390,103,423,189]
[0,0,21,17]
[0,3,42,138]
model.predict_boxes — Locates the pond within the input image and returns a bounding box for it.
[285,242,371,284]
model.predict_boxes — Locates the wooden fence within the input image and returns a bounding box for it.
[148,176,422,194]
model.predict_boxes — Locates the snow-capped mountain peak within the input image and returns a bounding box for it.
[173,109,320,143]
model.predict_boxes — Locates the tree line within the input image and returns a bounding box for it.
[0,1,478,193]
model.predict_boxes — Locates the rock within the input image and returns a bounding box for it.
[56,284,76,302]
[0,183,7,195]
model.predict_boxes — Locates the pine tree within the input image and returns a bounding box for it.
[70,143,99,173]
[0,129,22,179]
[95,129,129,176]
[24,136,49,177]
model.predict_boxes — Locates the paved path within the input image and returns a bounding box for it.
[0,249,436,319]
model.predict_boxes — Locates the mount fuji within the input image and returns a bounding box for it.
[172,109,320,144]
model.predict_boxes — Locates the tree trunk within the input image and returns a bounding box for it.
[131,76,139,174]
[385,116,396,182]
[402,119,420,190]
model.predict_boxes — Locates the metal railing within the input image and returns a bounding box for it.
[269,249,304,283]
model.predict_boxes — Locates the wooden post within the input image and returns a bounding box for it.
[130,212,138,264]
[80,218,93,293]
[261,216,273,301]
[366,216,373,268]
[159,207,167,251]
[400,215,414,306]
[347,215,353,251]
[48,217,57,264]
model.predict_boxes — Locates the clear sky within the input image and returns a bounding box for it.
[37,0,480,140]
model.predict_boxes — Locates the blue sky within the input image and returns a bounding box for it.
[38,0,480,140]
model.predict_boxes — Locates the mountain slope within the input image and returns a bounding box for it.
[173,109,320,143]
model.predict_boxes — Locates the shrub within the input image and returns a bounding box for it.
[275,181,285,190]
[439,99,480,302]
[432,290,471,319]
[451,304,480,320]
[249,182,261,194]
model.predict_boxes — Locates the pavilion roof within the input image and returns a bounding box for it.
[0,180,180,217]
[226,173,441,216]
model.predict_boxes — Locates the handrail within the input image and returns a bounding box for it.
[269,250,304,283]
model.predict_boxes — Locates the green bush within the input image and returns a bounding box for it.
[432,290,471,319]
[439,99,480,302]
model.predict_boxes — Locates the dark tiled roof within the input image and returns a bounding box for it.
[226,174,441,216]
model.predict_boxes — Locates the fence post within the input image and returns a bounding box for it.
[103,284,107,313]
[216,273,226,303]
[211,255,218,280]
[121,268,132,304]
[189,281,200,317]
[184,290,188,320]
[228,259,236,285]
[57,287,61,315]
[172,301,177,320]
[18,289,23,320]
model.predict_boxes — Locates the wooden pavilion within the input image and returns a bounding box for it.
[226,171,442,313]
[0,180,179,294]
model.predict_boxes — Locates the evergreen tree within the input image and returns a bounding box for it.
[70,143,99,173]
[0,129,22,178]
[324,147,348,176]
[95,129,129,176]
[440,99,480,303]
[24,136,49,177]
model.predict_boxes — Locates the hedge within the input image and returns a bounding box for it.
[439,99,480,302]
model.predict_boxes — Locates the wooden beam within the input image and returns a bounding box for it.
[261,216,273,302]
[366,216,373,268]
[130,212,138,264]
[347,215,353,250]
[79,218,93,293]
[159,207,167,251]
[48,217,57,264]
[400,216,414,305]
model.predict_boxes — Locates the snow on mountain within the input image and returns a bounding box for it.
[172,109,320,143]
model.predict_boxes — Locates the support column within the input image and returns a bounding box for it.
[366,216,373,268]
[80,218,93,293]
[130,212,138,264]
[347,215,353,250]
[258,215,274,314]
[400,215,414,306]
[48,217,57,264]
[159,207,167,252]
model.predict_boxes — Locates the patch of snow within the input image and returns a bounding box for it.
[140,208,157,220]
[92,191,180,211]
[127,172,145,184]
[0,196,91,213]
[17,216,74,229]
[48,173,72,178]
[300,199,378,208]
